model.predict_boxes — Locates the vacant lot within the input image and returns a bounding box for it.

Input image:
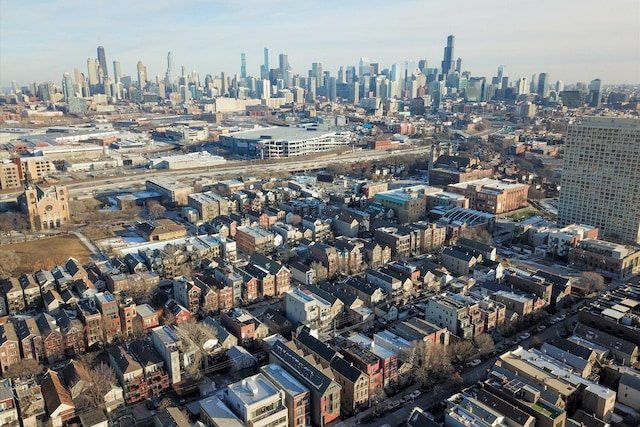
[1,235,93,275]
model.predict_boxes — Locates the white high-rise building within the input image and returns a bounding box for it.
[558,117,640,243]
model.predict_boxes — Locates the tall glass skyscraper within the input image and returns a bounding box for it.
[441,35,455,75]
[97,46,108,77]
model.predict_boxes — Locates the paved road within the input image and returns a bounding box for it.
[331,308,580,427]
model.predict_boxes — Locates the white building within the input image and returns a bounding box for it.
[225,373,288,427]
[284,288,332,331]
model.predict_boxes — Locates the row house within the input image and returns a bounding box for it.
[36,313,64,362]
[235,225,275,254]
[95,291,122,342]
[308,243,339,279]
[341,344,384,400]
[347,334,399,389]
[302,217,331,240]
[285,288,333,332]
[250,253,291,296]
[237,263,276,298]
[119,300,137,337]
[108,345,148,404]
[342,278,386,308]
[51,265,73,292]
[13,316,42,362]
[289,261,315,286]
[334,238,365,275]
[19,273,42,311]
[77,299,103,349]
[135,303,160,333]
[330,356,369,415]
[261,363,311,427]
[40,370,75,427]
[363,241,392,269]
[128,340,170,397]
[35,269,56,293]
[373,226,417,260]
[173,276,201,314]
[55,310,86,357]
[269,340,341,427]
[504,270,553,306]
[108,340,170,405]
[213,265,243,306]
[61,360,124,413]
[164,299,191,325]
[193,275,219,313]
[220,308,269,346]
[236,268,260,302]
[0,322,20,373]
[73,278,97,300]
[1,278,25,315]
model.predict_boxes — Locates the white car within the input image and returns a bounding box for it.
[410,390,422,399]
[519,332,531,340]
[467,359,482,367]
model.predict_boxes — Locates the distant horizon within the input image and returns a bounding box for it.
[2,0,639,88]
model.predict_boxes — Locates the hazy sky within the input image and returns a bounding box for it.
[1,0,639,89]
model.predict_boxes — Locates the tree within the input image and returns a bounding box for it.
[580,271,605,293]
[289,214,302,226]
[3,358,42,379]
[311,261,328,283]
[0,250,20,279]
[74,362,117,410]
[174,320,218,378]
[473,333,495,357]
[449,340,475,364]
[459,227,493,246]
[405,341,453,388]
[157,397,174,412]
[147,201,167,220]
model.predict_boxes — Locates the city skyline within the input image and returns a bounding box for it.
[1,0,639,88]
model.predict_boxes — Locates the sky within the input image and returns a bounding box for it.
[1,0,639,89]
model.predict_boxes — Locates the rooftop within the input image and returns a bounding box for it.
[227,373,282,407]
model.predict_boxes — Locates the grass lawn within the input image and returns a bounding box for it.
[507,208,540,221]
[1,235,93,275]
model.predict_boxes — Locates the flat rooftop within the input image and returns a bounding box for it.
[224,126,341,141]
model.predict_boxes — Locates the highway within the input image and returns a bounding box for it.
[0,144,433,202]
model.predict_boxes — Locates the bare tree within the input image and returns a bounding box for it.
[289,214,302,225]
[311,261,328,283]
[0,250,20,279]
[174,321,218,378]
[580,271,605,294]
[147,201,167,220]
[449,340,475,364]
[74,362,117,410]
[3,358,42,379]
[460,227,493,246]
[157,397,173,411]
[473,333,495,357]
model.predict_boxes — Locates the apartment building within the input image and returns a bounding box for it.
[285,288,332,332]
[558,117,640,244]
[188,191,230,221]
[225,373,288,427]
[269,341,341,426]
[145,178,193,207]
[260,364,311,427]
[568,238,640,279]
[447,178,529,214]
[425,292,476,339]
[547,224,599,258]
[373,185,441,223]
[236,226,275,254]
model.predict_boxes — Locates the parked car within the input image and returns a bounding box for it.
[519,332,531,340]
[536,325,547,332]
[467,359,482,367]
[410,390,422,399]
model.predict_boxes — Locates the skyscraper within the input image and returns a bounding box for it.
[279,53,289,73]
[240,53,247,80]
[97,46,108,78]
[455,58,463,73]
[588,79,602,107]
[441,35,455,75]
[558,117,640,243]
[137,61,147,88]
[165,52,175,90]
[112,61,121,83]
[262,47,270,79]
[537,73,548,98]
[62,72,74,99]
[311,62,324,88]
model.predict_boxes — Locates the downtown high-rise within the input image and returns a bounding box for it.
[558,117,640,244]
[441,35,455,75]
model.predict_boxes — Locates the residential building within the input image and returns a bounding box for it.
[330,356,369,415]
[188,191,230,221]
[0,322,19,374]
[558,117,640,244]
[260,364,311,427]
[40,370,75,427]
[199,396,244,427]
[236,225,276,254]
[221,308,269,346]
[249,253,291,296]
[285,288,332,332]
[373,185,441,223]
[0,379,19,427]
[425,292,476,339]
[546,224,599,258]
[225,373,288,427]
[347,334,399,389]
[269,341,341,426]
[447,178,529,214]
[568,238,640,280]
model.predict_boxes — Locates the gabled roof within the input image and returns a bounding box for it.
[270,341,337,394]
[547,338,594,361]
[442,246,477,262]
[250,253,286,275]
[129,339,164,368]
[40,370,74,414]
[457,237,494,253]
[36,312,60,337]
[295,327,337,364]
[108,345,142,375]
[330,356,364,383]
